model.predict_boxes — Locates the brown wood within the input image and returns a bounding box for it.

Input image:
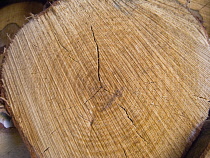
[2,0,210,157]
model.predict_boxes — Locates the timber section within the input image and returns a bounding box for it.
[178,0,210,37]
[2,0,210,157]
[0,1,43,115]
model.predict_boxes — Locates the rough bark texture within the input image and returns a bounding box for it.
[2,0,210,157]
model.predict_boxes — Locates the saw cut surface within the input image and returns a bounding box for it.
[2,0,210,157]
[178,0,210,37]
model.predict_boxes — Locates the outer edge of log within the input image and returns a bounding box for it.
[177,0,210,40]
[182,114,210,157]
[0,1,44,113]
[0,1,61,153]
[2,0,210,157]
[13,116,39,158]
[0,1,44,52]
[0,83,38,157]
[0,2,44,156]
[186,8,210,44]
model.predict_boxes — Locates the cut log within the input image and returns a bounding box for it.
[2,0,210,157]
[0,1,43,122]
[178,0,210,37]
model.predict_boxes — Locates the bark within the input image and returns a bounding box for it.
[2,0,210,157]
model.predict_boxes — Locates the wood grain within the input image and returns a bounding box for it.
[0,1,43,116]
[178,0,210,37]
[2,0,210,157]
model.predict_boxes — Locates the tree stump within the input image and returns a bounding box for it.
[2,0,210,157]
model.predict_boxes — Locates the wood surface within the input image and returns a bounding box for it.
[2,0,210,157]
[0,2,43,115]
[178,0,210,37]
[0,3,43,156]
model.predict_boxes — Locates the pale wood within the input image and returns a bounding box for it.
[2,0,210,157]
[0,1,43,119]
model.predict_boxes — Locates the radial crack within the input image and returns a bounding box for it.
[57,39,79,62]
[43,147,50,153]
[193,95,210,102]
[90,26,102,87]
[122,148,128,158]
[136,131,147,142]
[118,105,134,124]
[52,31,78,62]
[118,104,147,142]
[84,87,102,105]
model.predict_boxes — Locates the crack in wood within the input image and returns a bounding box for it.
[83,87,102,105]
[118,104,133,123]
[43,147,50,153]
[52,31,78,62]
[82,87,102,126]
[50,129,57,135]
[193,95,210,102]
[198,1,210,11]
[78,114,95,127]
[56,39,79,62]
[122,148,128,158]
[118,104,147,142]
[90,26,102,87]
